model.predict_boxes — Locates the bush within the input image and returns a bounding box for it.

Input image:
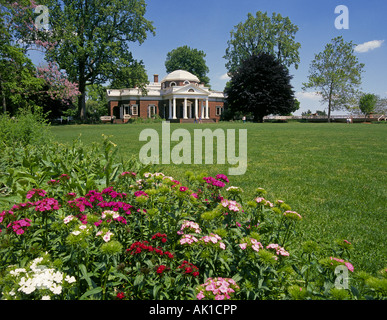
[0,137,385,300]
[0,107,52,148]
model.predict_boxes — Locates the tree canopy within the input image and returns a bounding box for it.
[224,11,301,73]
[359,93,378,119]
[303,36,364,122]
[165,46,210,85]
[11,0,155,119]
[225,53,297,122]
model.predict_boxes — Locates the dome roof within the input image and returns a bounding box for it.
[161,70,200,83]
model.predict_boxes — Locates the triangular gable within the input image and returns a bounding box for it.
[173,84,209,95]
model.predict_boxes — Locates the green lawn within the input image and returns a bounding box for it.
[50,122,387,274]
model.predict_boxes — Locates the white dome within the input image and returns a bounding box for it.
[161,70,200,83]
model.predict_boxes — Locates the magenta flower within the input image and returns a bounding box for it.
[216,174,229,183]
[134,190,148,198]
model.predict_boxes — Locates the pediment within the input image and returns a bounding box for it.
[174,84,209,95]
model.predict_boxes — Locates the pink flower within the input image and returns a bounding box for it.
[215,294,225,300]
[196,291,205,300]
[179,186,188,192]
[239,243,247,250]
[345,262,354,272]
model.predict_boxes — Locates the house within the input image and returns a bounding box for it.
[106,70,225,123]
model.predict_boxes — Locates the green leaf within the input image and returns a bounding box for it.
[80,287,103,300]
[79,264,93,289]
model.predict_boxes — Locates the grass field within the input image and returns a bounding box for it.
[50,122,387,274]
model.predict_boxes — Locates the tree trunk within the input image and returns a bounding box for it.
[327,99,331,123]
[78,79,87,120]
[327,85,333,123]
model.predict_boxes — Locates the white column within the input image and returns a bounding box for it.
[195,99,198,119]
[201,100,205,119]
[183,98,188,119]
[173,98,177,119]
[205,98,209,119]
[169,99,172,120]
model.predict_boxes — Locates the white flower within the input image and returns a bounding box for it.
[65,275,76,284]
[63,215,74,224]
[41,295,51,300]
[72,231,81,236]
[50,284,62,295]
[103,231,114,242]
[10,268,27,276]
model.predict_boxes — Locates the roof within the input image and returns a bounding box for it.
[161,70,200,83]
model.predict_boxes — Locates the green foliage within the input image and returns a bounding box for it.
[109,59,149,92]
[359,93,378,118]
[225,53,296,122]
[165,46,210,86]
[224,11,301,73]
[302,36,365,121]
[0,44,44,114]
[0,107,52,149]
[0,135,385,300]
[26,0,155,119]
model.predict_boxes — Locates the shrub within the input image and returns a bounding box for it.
[0,107,52,148]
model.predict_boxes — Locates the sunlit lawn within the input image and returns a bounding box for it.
[51,121,387,274]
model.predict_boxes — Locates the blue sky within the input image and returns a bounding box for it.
[127,0,387,115]
[29,0,387,115]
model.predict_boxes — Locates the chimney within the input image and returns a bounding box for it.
[154,74,159,83]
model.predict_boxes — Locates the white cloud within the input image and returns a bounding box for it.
[296,91,321,101]
[355,40,384,53]
[220,73,230,80]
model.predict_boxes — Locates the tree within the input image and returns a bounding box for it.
[165,46,210,85]
[12,0,155,120]
[0,1,44,114]
[225,53,297,122]
[0,44,44,114]
[224,11,301,73]
[359,93,378,120]
[302,36,364,122]
[109,58,149,92]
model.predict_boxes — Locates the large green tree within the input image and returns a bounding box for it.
[0,3,44,114]
[303,36,365,122]
[109,58,149,92]
[225,53,297,122]
[165,46,210,85]
[359,93,378,120]
[224,11,301,73]
[15,0,155,119]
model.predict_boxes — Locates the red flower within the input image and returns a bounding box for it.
[185,267,193,274]
[156,265,167,274]
[116,292,125,300]
[178,261,199,277]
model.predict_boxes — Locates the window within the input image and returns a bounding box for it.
[184,80,190,85]
[123,104,130,116]
[170,82,176,87]
[131,104,138,116]
[188,89,195,93]
[148,105,156,118]
[216,106,223,116]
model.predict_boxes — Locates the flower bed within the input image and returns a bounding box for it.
[1,167,386,300]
